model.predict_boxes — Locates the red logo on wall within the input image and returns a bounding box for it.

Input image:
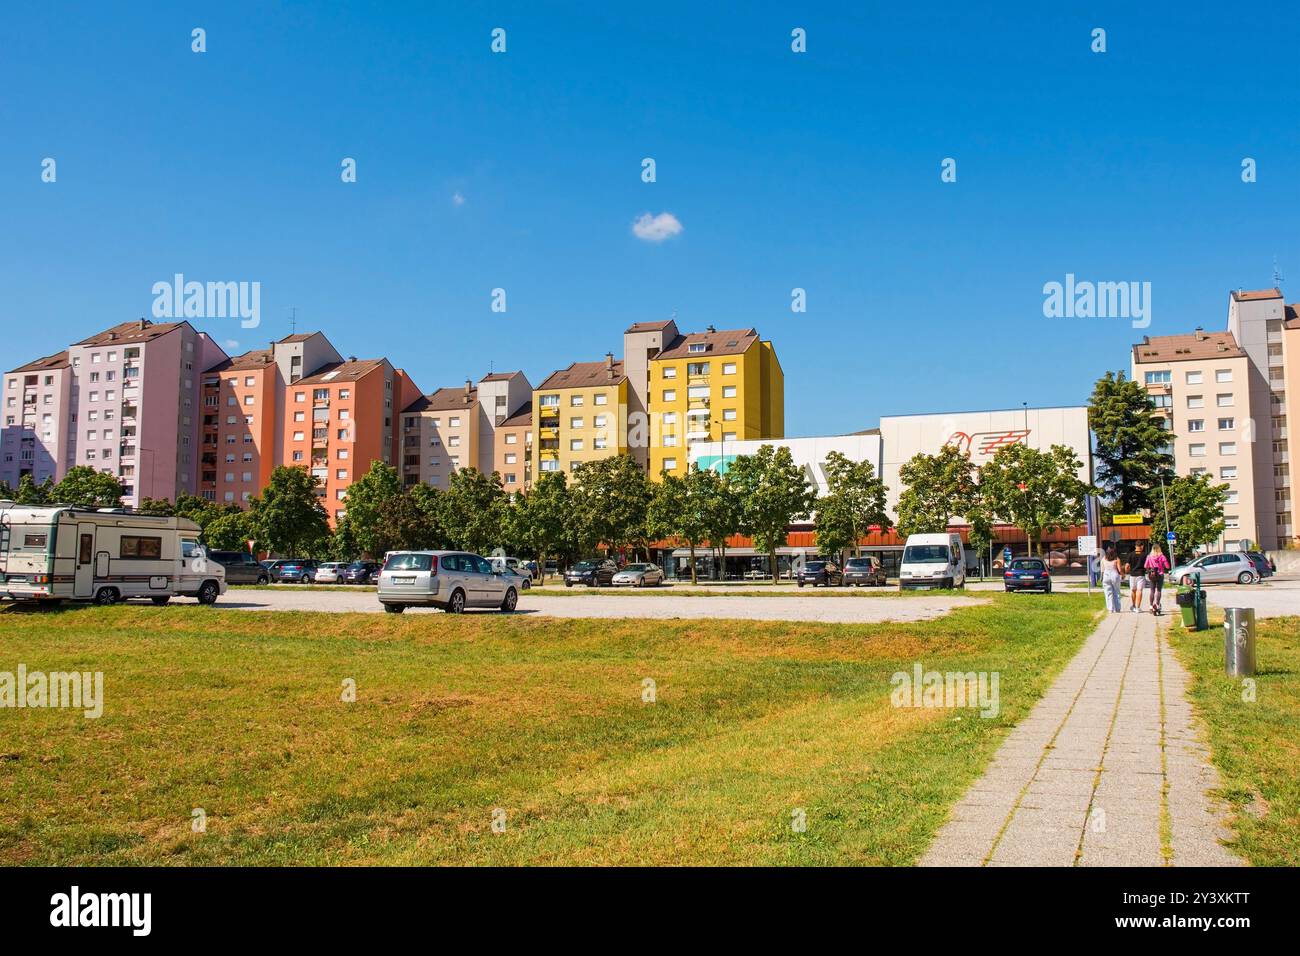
[945,429,1031,458]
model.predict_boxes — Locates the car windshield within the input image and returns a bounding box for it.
[347,562,369,570]
[573,562,596,571]
[845,559,872,569]
[623,564,650,571]
[904,545,950,563]
[805,562,826,571]
[383,554,433,572]
[1011,559,1045,571]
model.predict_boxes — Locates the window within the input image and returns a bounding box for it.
[293,431,304,441]
[1224,515,1240,530]
[1187,395,1204,408]
[1218,417,1235,430]
[1144,370,1171,385]
[505,473,517,485]
[539,394,559,408]
[593,437,607,450]
[24,533,48,549]
[570,395,584,406]
[1216,394,1233,407]
[662,389,677,402]
[1152,394,1172,408]
[242,472,252,482]
[687,362,709,376]
[662,412,677,425]
[295,392,305,403]
[244,376,256,387]
[336,469,348,480]
[1219,442,1237,456]
[1226,491,1239,505]
[505,433,517,445]
[594,415,607,428]
[723,408,737,421]
[448,436,461,447]
[1187,419,1204,432]
[294,411,305,422]
[570,439,583,451]
[688,344,706,354]
[662,367,677,379]
[505,453,517,465]
[664,457,678,470]
[723,432,737,441]
[722,386,737,398]
[722,362,737,375]
[120,535,162,559]
[449,416,460,427]
[570,418,584,429]
[594,394,608,406]
[1215,369,1233,383]
[1220,466,1237,480]
[339,389,350,400]
[339,409,350,420]
[337,449,348,459]
[1184,370,1202,385]
[243,395,254,406]
[1188,443,1206,457]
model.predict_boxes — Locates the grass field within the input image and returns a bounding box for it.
[1168,612,1300,866]
[1,594,1098,865]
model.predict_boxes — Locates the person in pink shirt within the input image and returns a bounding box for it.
[1144,544,1171,615]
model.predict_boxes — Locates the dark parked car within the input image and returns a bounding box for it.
[796,559,842,588]
[1004,557,1052,593]
[564,559,618,587]
[276,559,318,583]
[842,556,887,587]
[209,550,270,584]
[1245,551,1275,579]
[342,561,380,585]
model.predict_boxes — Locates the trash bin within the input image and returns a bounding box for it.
[1223,607,1256,677]
[1177,583,1196,627]
[1194,588,1208,631]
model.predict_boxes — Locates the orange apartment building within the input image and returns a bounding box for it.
[201,349,279,506]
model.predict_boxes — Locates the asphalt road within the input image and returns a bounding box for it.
[219,587,987,623]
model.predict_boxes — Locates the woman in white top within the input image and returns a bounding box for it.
[1101,545,1123,613]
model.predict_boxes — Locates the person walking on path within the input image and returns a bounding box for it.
[1145,543,1171,616]
[1125,546,1146,613]
[1101,545,1124,613]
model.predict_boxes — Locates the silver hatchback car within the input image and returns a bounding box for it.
[377,550,520,613]
[1170,552,1260,586]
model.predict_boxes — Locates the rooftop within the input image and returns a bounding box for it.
[8,350,71,374]
[1286,304,1300,330]
[405,385,478,413]
[480,370,523,383]
[276,332,319,344]
[295,358,386,385]
[499,406,533,428]
[73,319,186,347]
[1230,288,1282,301]
[538,359,627,390]
[625,320,676,333]
[208,349,275,373]
[654,327,759,361]
[1132,329,1246,364]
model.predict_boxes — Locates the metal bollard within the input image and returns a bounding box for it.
[1223,607,1256,677]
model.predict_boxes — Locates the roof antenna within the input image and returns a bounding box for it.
[1273,257,1283,289]
[289,307,297,334]
[670,307,678,322]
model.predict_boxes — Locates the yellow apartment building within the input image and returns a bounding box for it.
[532,355,628,478]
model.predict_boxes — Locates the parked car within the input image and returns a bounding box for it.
[565,559,618,587]
[612,562,665,587]
[493,562,532,591]
[490,555,533,588]
[1171,552,1260,586]
[796,559,842,588]
[261,559,292,581]
[377,550,519,614]
[314,562,348,584]
[208,550,271,584]
[842,556,887,587]
[1245,551,1275,579]
[341,561,380,585]
[544,560,559,580]
[899,533,966,590]
[1004,556,1052,593]
[275,559,318,583]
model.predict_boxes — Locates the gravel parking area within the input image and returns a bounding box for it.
[222,587,987,623]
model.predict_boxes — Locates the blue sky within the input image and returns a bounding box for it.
[3,1,1299,435]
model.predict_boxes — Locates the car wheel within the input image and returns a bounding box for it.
[197,581,220,605]
[94,587,119,606]
[256,574,269,585]
[1237,571,1256,585]
[797,581,804,589]
[151,595,171,606]
[500,587,518,612]
[565,581,573,588]
[383,603,405,614]
[521,579,530,590]
[447,589,466,614]
[1181,575,1192,586]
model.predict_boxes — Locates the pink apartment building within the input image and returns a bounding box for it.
[1,351,74,488]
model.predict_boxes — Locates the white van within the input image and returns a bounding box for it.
[899,532,966,590]
[0,503,227,606]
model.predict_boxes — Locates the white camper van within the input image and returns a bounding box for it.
[0,503,227,606]
[899,532,966,590]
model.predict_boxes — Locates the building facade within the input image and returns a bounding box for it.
[532,357,629,478]
[1,352,73,489]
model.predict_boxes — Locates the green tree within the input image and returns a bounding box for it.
[408,483,448,550]
[507,472,578,580]
[341,461,408,558]
[329,515,361,562]
[204,509,256,551]
[648,466,718,584]
[701,470,741,581]
[1087,371,1174,515]
[894,445,979,536]
[1152,473,1229,561]
[442,468,509,555]
[250,465,330,557]
[814,451,890,559]
[728,445,816,584]
[571,455,652,560]
[136,496,175,516]
[51,466,123,508]
[980,443,1091,555]
[13,474,53,505]
[0,480,14,499]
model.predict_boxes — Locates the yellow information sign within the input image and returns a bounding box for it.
[1112,514,1144,525]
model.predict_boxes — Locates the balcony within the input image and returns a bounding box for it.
[312,429,329,443]
[539,447,559,459]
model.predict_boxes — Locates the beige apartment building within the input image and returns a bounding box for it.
[495,406,532,490]
[1132,287,1298,551]
[532,356,629,478]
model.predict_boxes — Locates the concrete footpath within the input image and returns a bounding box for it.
[921,611,1240,867]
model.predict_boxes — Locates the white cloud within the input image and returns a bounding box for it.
[632,211,683,242]
[224,339,240,351]
[451,191,466,206]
